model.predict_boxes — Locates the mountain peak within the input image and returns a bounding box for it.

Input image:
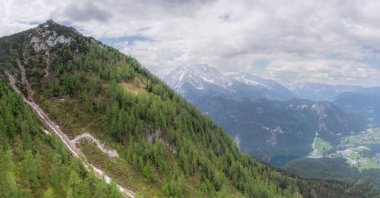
[26,21,98,54]
[164,64,228,94]
[35,20,75,35]
[164,64,295,100]
[40,19,58,27]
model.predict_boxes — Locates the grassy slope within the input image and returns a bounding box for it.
[314,138,333,155]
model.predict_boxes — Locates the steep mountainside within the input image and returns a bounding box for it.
[284,157,361,181]
[187,95,366,165]
[335,89,380,127]
[0,20,379,197]
[283,82,380,126]
[165,65,367,166]
[0,82,123,197]
[227,73,296,100]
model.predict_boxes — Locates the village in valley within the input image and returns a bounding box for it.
[310,128,380,170]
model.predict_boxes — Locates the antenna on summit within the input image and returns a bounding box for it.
[47,15,54,23]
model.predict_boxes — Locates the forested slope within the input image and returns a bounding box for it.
[0,20,379,197]
[0,82,123,197]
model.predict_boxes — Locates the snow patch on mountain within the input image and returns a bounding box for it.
[164,64,229,94]
[164,64,294,99]
[288,104,310,110]
[227,72,272,90]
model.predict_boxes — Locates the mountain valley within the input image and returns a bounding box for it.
[164,64,373,166]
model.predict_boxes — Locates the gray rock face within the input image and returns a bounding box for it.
[29,24,72,53]
[46,34,72,47]
[30,36,48,52]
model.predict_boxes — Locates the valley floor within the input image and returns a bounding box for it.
[307,128,380,171]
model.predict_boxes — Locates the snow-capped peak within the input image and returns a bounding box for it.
[164,64,295,100]
[226,72,273,90]
[164,64,228,94]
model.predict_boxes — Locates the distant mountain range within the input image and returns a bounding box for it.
[283,81,361,101]
[164,64,375,166]
[334,88,380,127]
[284,81,380,126]
[164,64,296,101]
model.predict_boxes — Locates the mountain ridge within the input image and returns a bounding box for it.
[164,64,295,100]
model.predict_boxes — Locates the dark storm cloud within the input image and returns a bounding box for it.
[63,2,111,22]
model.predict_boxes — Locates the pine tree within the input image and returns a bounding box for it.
[22,150,40,188]
[0,149,18,197]
[42,187,54,198]
[66,171,83,198]
[94,180,108,198]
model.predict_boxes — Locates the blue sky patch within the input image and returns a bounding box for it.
[252,60,268,69]
[100,35,153,46]
[328,53,341,59]
[360,58,380,69]
[219,14,231,21]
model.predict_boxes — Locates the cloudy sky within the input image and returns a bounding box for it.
[1,0,380,86]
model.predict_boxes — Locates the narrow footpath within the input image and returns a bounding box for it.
[7,73,135,198]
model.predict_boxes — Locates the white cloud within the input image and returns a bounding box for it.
[266,58,380,86]
[1,0,380,86]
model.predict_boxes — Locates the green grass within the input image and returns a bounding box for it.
[38,97,99,138]
[79,140,209,198]
[353,146,369,152]
[361,158,380,170]
[316,129,380,171]
[336,129,380,171]
[348,152,361,160]
[369,128,380,138]
[120,82,147,95]
[314,137,333,155]
[79,140,162,197]
[346,128,380,145]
